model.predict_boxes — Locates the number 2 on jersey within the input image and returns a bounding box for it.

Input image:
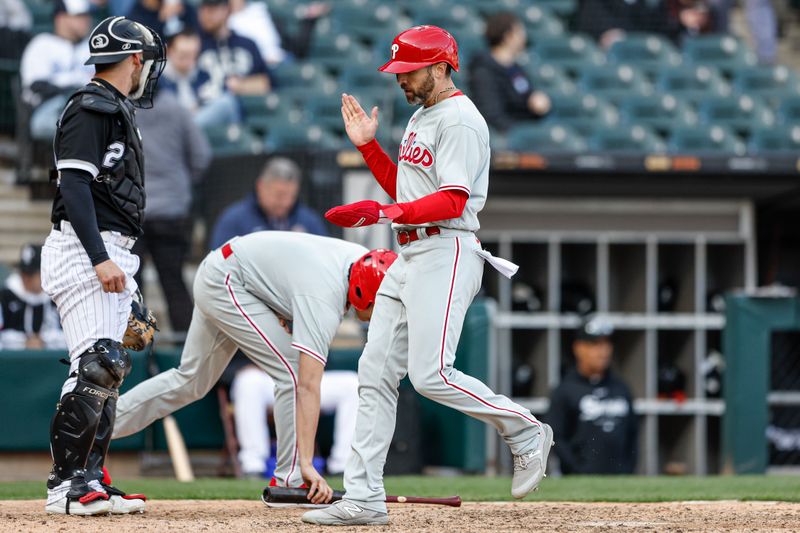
[102,142,125,168]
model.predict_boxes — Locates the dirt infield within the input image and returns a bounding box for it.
[2,500,799,532]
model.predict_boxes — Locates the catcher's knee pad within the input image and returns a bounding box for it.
[78,339,132,390]
[50,380,116,481]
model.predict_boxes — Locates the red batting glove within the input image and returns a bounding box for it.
[325,200,404,228]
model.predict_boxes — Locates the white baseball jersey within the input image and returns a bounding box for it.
[227,231,367,364]
[394,93,490,232]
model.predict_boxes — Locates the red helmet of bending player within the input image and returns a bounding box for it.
[379,25,459,74]
[348,249,398,311]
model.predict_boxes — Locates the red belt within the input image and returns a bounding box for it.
[396,226,441,246]
[221,242,234,259]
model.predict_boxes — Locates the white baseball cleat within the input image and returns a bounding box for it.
[511,422,554,499]
[302,499,389,526]
[89,474,147,514]
[45,479,112,516]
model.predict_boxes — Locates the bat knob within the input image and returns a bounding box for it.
[397,496,407,503]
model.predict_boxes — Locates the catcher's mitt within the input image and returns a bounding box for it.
[123,292,158,351]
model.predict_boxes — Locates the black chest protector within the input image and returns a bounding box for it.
[54,82,146,229]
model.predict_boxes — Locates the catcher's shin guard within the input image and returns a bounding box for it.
[85,393,117,483]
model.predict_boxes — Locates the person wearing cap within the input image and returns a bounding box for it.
[0,244,65,351]
[193,0,271,128]
[304,26,552,526]
[547,316,639,475]
[126,0,198,40]
[41,15,165,516]
[20,0,94,140]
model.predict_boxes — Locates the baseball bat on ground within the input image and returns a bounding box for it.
[163,414,195,482]
[262,487,462,507]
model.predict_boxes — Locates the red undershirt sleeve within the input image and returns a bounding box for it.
[356,139,398,201]
[393,189,469,225]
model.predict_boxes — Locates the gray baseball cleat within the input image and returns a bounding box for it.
[511,422,554,499]
[302,499,389,526]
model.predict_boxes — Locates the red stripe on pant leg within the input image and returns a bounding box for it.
[225,273,299,485]
[437,239,540,427]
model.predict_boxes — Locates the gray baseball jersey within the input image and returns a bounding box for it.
[228,231,367,364]
[394,93,489,232]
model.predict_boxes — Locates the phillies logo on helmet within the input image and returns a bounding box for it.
[398,132,433,168]
[391,43,399,59]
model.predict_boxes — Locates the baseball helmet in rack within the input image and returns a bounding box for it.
[379,25,459,74]
[84,16,166,108]
[348,249,398,311]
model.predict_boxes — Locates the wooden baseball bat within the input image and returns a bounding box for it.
[262,487,462,508]
[163,414,195,482]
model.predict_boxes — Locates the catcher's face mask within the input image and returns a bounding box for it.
[129,23,166,109]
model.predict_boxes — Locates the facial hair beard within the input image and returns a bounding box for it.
[129,63,143,96]
[407,70,435,105]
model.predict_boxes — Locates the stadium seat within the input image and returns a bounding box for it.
[520,6,565,40]
[587,125,666,153]
[654,66,732,106]
[683,35,757,76]
[526,0,578,18]
[576,64,653,105]
[530,35,606,78]
[239,94,306,136]
[339,64,395,92]
[607,33,683,80]
[667,125,745,155]
[264,124,344,151]
[306,92,386,135]
[747,126,800,154]
[731,65,800,109]
[271,61,329,90]
[203,125,263,157]
[329,2,403,44]
[617,94,697,137]
[542,93,619,137]
[408,4,483,36]
[525,63,576,96]
[307,30,373,74]
[505,123,587,152]
[695,95,775,138]
[775,96,800,126]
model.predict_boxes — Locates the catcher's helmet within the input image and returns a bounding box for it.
[379,25,459,74]
[348,249,398,311]
[84,16,166,108]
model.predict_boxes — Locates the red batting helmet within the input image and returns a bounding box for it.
[348,249,398,311]
[379,25,459,74]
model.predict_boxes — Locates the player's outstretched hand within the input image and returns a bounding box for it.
[302,464,333,504]
[95,259,126,293]
[325,200,403,228]
[341,93,378,147]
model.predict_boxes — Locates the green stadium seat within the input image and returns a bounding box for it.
[607,33,683,80]
[655,66,732,106]
[542,93,618,137]
[775,96,800,126]
[747,126,800,154]
[576,64,653,105]
[203,125,263,156]
[667,125,745,155]
[696,95,775,138]
[506,123,587,152]
[339,64,395,92]
[530,35,606,78]
[271,62,329,89]
[683,35,757,77]
[617,94,698,137]
[307,30,372,74]
[525,63,576,96]
[305,91,386,135]
[731,65,800,108]
[587,125,666,153]
[329,2,402,44]
[239,93,306,136]
[528,0,578,18]
[408,4,483,35]
[520,5,565,39]
[264,124,344,151]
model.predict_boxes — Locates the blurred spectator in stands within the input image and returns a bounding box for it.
[468,12,550,133]
[20,0,93,140]
[0,0,31,65]
[0,244,65,350]
[227,0,329,67]
[665,0,717,44]
[195,0,271,128]
[210,157,327,249]
[127,0,198,40]
[575,0,664,49]
[132,87,211,333]
[160,28,207,112]
[547,316,638,475]
[108,0,136,16]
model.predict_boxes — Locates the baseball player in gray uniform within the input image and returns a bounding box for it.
[304,26,553,526]
[111,231,396,503]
